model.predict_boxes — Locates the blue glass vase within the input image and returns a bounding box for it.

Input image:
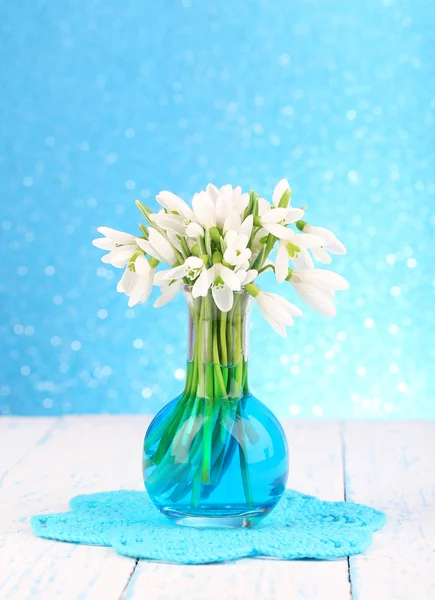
[143,288,289,527]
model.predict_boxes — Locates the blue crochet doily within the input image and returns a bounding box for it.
[31,490,386,564]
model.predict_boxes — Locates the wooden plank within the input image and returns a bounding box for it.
[0,415,151,600]
[124,419,351,600]
[343,421,435,600]
[0,417,57,482]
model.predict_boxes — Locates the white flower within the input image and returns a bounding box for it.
[193,263,241,312]
[192,184,250,231]
[160,256,205,283]
[92,227,138,268]
[217,184,250,219]
[223,230,251,267]
[257,204,304,241]
[158,256,209,299]
[192,189,217,229]
[275,232,323,283]
[256,179,304,240]
[117,254,154,307]
[186,222,204,239]
[136,228,176,265]
[256,292,303,337]
[236,267,257,286]
[302,225,347,264]
[272,178,291,207]
[156,191,194,222]
[153,271,183,308]
[289,269,349,317]
[149,210,185,235]
[223,213,253,237]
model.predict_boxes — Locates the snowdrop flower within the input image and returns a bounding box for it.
[149,210,186,235]
[236,267,258,286]
[158,256,209,299]
[160,256,205,284]
[156,191,194,222]
[117,254,154,307]
[218,184,250,215]
[298,223,347,264]
[256,179,305,240]
[245,283,303,337]
[92,227,138,268]
[275,232,323,282]
[194,262,241,311]
[192,184,250,232]
[153,271,183,308]
[223,230,251,267]
[223,213,253,238]
[186,222,205,239]
[136,228,176,265]
[192,188,218,229]
[288,269,349,317]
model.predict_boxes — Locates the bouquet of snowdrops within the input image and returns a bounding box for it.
[93,180,348,507]
[92,178,349,335]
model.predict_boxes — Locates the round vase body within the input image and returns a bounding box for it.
[143,289,289,527]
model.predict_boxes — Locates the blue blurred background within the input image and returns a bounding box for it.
[1,0,434,418]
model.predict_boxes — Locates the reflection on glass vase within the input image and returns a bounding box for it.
[143,287,289,527]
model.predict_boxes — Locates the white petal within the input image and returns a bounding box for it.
[212,286,234,312]
[299,269,349,291]
[292,248,315,269]
[102,245,137,268]
[192,192,216,228]
[136,238,165,263]
[293,233,323,249]
[327,240,347,255]
[216,192,232,228]
[261,207,289,224]
[156,191,193,220]
[206,183,219,203]
[257,301,288,337]
[150,212,185,235]
[185,256,204,269]
[264,223,294,240]
[293,282,336,317]
[97,227,135,244]
[220,266,241,291]
[192,267,210,297]
[154,280,182,308]
[134,253,151,276]
[240,214,253,238]
[223,210,242,234]
[154,269,172,285]
[269,292,303,319]
[223,248,238,265]
[186,222,204,238]
[258,197,271,215]
[243,269,257,284]
[272,178,290,207]
[312,247,332,264]
[224,230,238,249]
[285,208,305,224]
[235,192,250,213]
[148,229,176,264]
[117,268,136,294]
[159,264,185,281]
[92,238,117,251]
[166,229,182,252]
[275,242,289,284]
[236,269,247,283]
[128,270,153,307]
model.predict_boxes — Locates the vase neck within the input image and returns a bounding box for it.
[182,289,252,399]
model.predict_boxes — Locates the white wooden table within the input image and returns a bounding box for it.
[1,417,434,600]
